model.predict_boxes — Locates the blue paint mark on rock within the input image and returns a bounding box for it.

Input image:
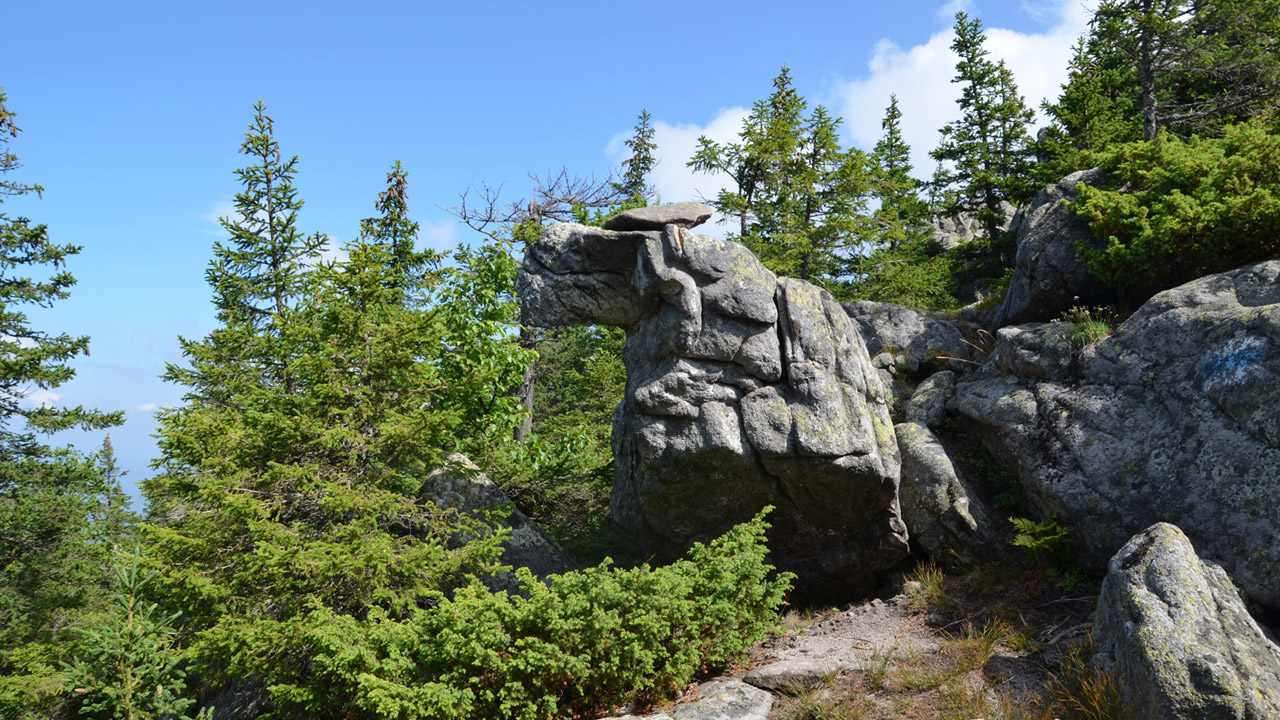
[1197,336,1267,391]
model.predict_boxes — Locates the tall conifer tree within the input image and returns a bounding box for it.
[0,91,130,719]
[931,12,1037,242]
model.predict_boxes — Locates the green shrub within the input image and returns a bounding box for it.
[1073,120,1280,296]
[262,508,793,719]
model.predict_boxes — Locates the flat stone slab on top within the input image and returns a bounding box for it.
[603,201,714,231]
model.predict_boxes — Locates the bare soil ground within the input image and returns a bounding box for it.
[736,562,1104,720]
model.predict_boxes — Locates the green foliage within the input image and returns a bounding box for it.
[1073,120,1280,295]
[867,94,932,250]
[931,12,1037,242]
[480,324,630,561]
[1037,33,1144,184]
[63,549,208,720]
[1009,516,1071,562]
[270,509,793,719]
[143,108,532,711]
[852,239,959,311]
[690,67,873,289]
[1094,0,1280,141]
[0,91,131,719]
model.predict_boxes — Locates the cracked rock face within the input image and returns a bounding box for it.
[951,260,1280,610]
[518,216,907,599]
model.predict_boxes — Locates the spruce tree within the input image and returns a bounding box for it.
[690,67,872,289]
[931,11,1037,242]
[1091,0,1280,140]
[615,109,657,202]
[143,137,521,713]
[868,94,930,250]
[1037,36,1144,182]
[0,91,131,718]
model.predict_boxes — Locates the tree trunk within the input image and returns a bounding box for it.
[513,326,536,442]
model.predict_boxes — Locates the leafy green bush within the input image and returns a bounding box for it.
[1074,120,1280,295]
[271,509,794,719]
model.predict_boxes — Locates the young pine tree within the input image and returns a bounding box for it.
[851,95,957,309]
[931,11,1037,242]
[63,549,207,720]
[614,109,658,203]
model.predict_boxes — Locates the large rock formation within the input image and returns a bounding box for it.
[1095,523,1280,720]
[952,260,1280,609]
[518,208,907,598]
[993,168,1107,327]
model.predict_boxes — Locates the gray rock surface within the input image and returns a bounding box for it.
[421,454,577,585]
[742,659,837,691]
[518,211,907,599]
[951,260,1280,609]
[843,301,975,376]
[993,168,1107,327]
[1095,523,1280,720]
[602,680,771,720]
[903,370,956,428]
[928,202,1017,250]
[672,680,773,720]
[604,201,715,231]
[895,421,997,569]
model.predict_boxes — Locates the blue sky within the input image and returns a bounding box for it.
[0,0,1091,504]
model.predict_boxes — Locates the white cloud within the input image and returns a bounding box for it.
[137,402,157,412]
[201,199,236,236]
[22,388,61,409]
[837,0,1094,179]
[606,107,750,237]
[418,217,460,253]
[938,0,974,21]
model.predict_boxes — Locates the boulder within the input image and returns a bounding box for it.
[993,168,1107,327]
[742,659,837,691]
[1095,523,1280,720]
[518,209,907,600]
[421,454,577,587]
[903,370,956,428]
[895,421,998,569]
[951,260,1280,609]
[843,301,975,377]
[604,201,714,231]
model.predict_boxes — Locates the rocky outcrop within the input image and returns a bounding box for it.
[952,260,1280,609]
[993,168,1107,327]
[518,213,907,599]
[421,454,577,586]
[1095,523,1280,720]
[895,421,998,569]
